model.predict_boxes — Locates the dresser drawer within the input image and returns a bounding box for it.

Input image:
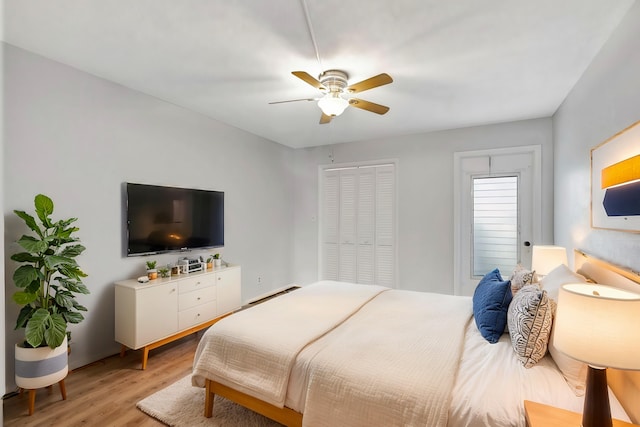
[178,301,217,329]
[178,275,215,294]
[178,286,216,311]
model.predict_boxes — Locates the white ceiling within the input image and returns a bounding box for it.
[3,1,635,148]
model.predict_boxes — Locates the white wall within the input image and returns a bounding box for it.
[1,40,6,412]
[292,118,555,294]
[3,44,295,391]
[554,1,640,271]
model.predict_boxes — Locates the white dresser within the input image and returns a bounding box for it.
[115,264,241,369]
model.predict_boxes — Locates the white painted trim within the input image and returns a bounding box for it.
[453,145,542,295]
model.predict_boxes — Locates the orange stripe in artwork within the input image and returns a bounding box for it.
[601,154,640,189]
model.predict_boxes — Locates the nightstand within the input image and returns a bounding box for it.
[524,400,637,427]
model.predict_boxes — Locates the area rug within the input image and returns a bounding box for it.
[137,375,283,426]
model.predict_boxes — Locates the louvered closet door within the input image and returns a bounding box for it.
[338,169,358,282]
[357,168,375,284]
[375,165,395,287]
[321,171,339,280]
[320,164,396,287]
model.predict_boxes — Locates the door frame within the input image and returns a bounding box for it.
[453,145,542,295]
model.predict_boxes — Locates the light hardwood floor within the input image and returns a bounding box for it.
[3,334,200,426]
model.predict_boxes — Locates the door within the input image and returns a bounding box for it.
[454,146,541,296]
[320,163,396,287]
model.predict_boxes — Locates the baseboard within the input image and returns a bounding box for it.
[240,284,301,309]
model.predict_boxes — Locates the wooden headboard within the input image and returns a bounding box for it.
[574,250,640,424]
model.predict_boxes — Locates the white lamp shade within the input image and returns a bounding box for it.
[318,93,349,116]
[553,283,640,370]
[531,245,568,276]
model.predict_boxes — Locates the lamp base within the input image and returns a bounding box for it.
[582,366,612,427]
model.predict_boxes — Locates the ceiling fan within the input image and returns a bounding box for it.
[270,70,393,124]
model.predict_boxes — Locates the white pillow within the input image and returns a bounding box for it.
[540,264,587,303]
[541,264,589,396]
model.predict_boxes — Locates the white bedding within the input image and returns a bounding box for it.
[449,319,631,427]
[193,281,631,426]
[192,281,388,406]
[301,290,472,427]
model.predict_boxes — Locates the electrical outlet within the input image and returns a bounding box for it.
[257,276,262,285]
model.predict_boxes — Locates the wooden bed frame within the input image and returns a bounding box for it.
[202,250,640,425]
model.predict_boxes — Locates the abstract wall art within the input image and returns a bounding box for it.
[591,120,640,232]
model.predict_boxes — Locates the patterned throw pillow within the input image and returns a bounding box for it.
[510,264,538,296]
[507,285,553,368]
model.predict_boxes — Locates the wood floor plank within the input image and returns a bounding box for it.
[3,335,200,426]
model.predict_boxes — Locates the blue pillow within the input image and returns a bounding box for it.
[473,268,513,344]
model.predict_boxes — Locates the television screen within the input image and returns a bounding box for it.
[126,183,224,256]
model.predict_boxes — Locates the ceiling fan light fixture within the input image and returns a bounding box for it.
[318,93,349,117]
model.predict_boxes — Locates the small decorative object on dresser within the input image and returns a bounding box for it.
[158,266,170,278]
[10,194,90,415]
[146,260,158,280]
[213,253,222,268]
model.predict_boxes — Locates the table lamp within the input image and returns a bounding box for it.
[553,283,640,427]
[531,245,568,276]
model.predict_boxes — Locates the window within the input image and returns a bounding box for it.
[472,176,518,276]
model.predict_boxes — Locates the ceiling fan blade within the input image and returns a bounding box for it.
[269,98,317,105]
[348,98,390,115]
[292,71,326,91]
[346,73,393,94]
[320,113,333,124]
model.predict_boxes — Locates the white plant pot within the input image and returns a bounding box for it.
[214,259,222,267]
[15,336,68,390]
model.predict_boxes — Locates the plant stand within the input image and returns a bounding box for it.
[14,336,69,415]
[18,380,67,415]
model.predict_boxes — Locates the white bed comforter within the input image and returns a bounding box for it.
[191,281,388,407]
[301,290,472,427]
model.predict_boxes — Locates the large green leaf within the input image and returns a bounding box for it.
[58,264,88,279]
[14,210,43,238]
[17,235,48,254]
[12,291,38,305]
[56,277,90,294]
[10,252,41,263]
[59,244,86,258]
[25,308,49,347]
[44,255,77,270]
[13,265,39,288]
[15,305,35,329]
[34,194,54,228]
[43,314,67,348]
[54,291,75,309]
[63,311,84,324]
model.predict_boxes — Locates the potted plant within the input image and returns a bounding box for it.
[158,266,170,278]
[206,255,214,270]
[146,260,158,280]
[212,253,222,268]
[11,194,89,411]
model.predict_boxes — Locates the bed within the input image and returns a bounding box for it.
[191,250,638,426]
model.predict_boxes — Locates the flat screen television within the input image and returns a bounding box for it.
[126,183,224,256]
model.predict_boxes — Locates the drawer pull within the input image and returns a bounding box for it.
[197,297,201,301]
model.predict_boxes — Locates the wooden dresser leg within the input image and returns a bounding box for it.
[59,379,67,400]
[141,346,149,370]
[119,344,127,358]
[28,389,36,416]
[205,380,215,418]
